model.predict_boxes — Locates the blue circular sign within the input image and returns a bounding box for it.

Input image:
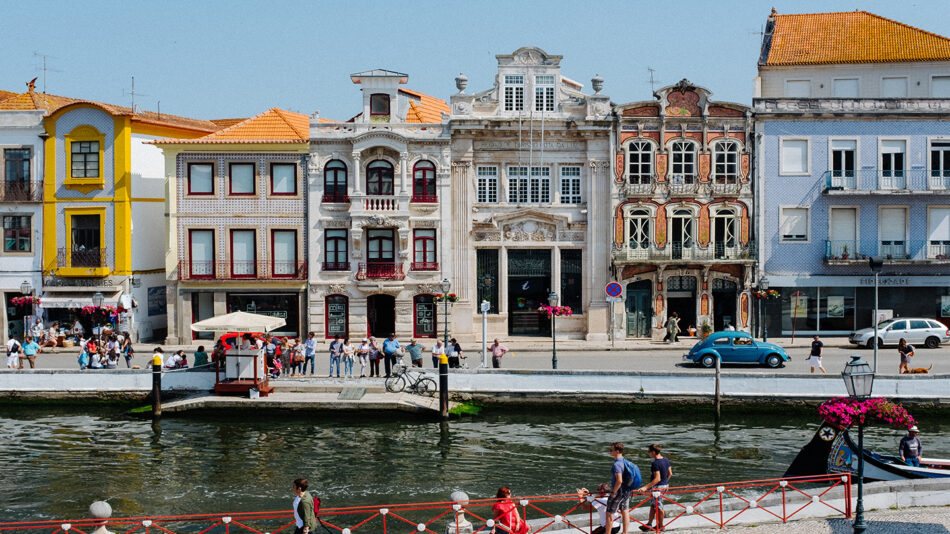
[605,282,623,298]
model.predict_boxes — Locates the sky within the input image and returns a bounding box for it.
[2,0,948,122]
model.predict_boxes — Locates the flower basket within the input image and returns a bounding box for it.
[433,293,459,303]
[81,305,119,322]
[752,289,780,300]
[11,296,41,307]
[537,304,573,318]
[818,397,916,430]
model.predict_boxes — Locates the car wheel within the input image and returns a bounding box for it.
[865,338,882,349]
[700,354,716,368]
[765,354,782,368]
[926,336,940,349]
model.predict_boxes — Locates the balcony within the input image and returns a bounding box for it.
[321,193,350,203]
[623,182,653,197]
[359,195,400,211]
[824,240,950,263]
[1,181,43,202]
[356,262,405,281]
[177,260,307,280]
[410,194,439,203]
[410,261,439,271]
[667,177,698,196]
[711,180,742,195]
[57,247,107,269]
[612,241,755,263]
[322,261,351,272]
[822,169,950,195]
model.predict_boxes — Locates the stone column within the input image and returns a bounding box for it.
[351,152,362,195]
[450,161,473,337]
[399,152,409,195]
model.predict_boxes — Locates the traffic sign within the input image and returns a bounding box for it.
[605,282,623,298]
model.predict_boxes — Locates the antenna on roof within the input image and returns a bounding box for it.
[32,51,61,93]
[123,76,150,113]
[647,68,663,93]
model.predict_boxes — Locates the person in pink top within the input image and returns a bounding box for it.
[490,339,509,369]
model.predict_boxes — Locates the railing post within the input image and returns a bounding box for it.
[445,491,473,534]
[89,501,113,534]
[152,354,163,420]
[439,353,449,419]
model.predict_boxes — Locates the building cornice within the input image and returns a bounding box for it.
[753,98,950,117]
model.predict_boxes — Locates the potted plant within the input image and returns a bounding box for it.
[841,244,849,260]
[700,320,713,339]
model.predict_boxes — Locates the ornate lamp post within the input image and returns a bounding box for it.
[868,257,883,372]
[548,290,559,370]
[92,291,104,308]
[842,354,875,534]
[20,280,32,295]
[760,277,770,342]
[440,278,451,348]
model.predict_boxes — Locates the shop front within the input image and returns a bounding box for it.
[227,292,302,338]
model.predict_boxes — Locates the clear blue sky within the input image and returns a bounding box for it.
[3,0,948,121]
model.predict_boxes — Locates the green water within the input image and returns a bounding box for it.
[3,406,949,522]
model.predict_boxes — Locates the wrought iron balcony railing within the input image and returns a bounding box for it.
[0,180,43,202]
[356,262,405,280]
[823,169,950,193]
[410,261,439,271]
[824,240,950,262]
[58,247,107,268]
[612,241,755,262]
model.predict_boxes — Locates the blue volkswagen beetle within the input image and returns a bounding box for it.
[683,331,790,368]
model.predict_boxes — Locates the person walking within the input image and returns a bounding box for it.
[341,337,355,378]
[899,425,923,467]
[328,335,343,378]
[448,338,463,368]
[357,338,370,378]
[490,339,509,369]
[121,333,134,368]
[291,478,318,534]
[638,444,672,532]
[303,332,317,376]
[606,442,640,534]
[808,335,826,374]
[898,338,915,374]
[368,336,381,377]
[431,339,446,368]
[6,336,22,369]
[406,339,424,368]
[291,339,305,376]
[382,333,401,378]
[19,336,41,369]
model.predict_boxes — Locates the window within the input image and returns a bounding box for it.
[928,208,950,258]
[829,207,857,257]
[323,160,348,201]
[785,80,811,97]
[504,75,524,111]
[70,141,100,178]
[367,160,394,195]
[882,77,908,98]
[412,229,437,270]
[2,215,30,252]
[69,214,102,267]
[932,141,950,186]
[670,209,694,259]
[880,207,906,258]
[880,140,906,188]
[188,229,214,278]
[780,139,809,175]
[560,166,581,204]
[370,94,390,116]
[560,249,582,313]
[780,207,808,242]
[414,295,437,338]
[272,229,297,277]
[628,209,651,249]
[476,249,499,314]
[507,166,550,203]
[670,141,696,182]
[476,166,498,203]
[627,141,653,184]
[230,229,256,277]
[535,74,555,112]
[833,78,859,98]
[830,139,856,189]
[712,208,737,258]
[932,76,950,98]
[324,229,348,270]
[229,163,255,195]
[4,148,30,181]
[325,295,349,339]
[270,163,297,195]
[713,141,740,183]
[412,160,437,202]
[188,163,214,195]
[367,229,395,262]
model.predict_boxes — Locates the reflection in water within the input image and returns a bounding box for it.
[2,406,948,523]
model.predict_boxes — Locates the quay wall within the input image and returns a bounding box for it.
[0,369,215,399]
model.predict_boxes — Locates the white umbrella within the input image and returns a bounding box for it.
[189,311,286,333]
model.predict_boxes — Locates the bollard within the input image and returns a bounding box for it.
[439,353,449,419]
[714,353,721,421]
[89,501,114,534]
[152,354,163,420]
[445,491,473,534]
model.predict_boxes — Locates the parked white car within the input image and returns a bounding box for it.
[849,318,950,349]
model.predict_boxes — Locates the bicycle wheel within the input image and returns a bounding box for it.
[417,378,438,397]
[385,375,406,393]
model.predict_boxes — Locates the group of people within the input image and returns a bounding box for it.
[76,333,134,370]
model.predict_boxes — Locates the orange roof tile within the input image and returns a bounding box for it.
[0,90,17,103]
[210,118,248,129]
[399,88,449,123]
[764,10,950,66]
[153,108,312,144]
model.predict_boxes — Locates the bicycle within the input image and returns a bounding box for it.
[384,358,437,396]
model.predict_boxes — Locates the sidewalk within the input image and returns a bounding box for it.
[670,504,950,533]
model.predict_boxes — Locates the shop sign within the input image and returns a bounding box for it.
[858,277,910,286]
[147,287,166,316]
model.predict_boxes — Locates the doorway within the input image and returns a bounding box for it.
[625,280,652,337]
[368,294,396,338]
[666,275,697,333]
[712,279,738,331]
[507,249,551,336]
[671,210,693,260]
[191,292,214,340]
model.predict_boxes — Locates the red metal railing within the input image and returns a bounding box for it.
[356,262,405,280]
[178,260,307,280]
[411,261,439,271]
[322,193,350,203]
[410,194,439,203]
[0,474,851,534]
[322,261,351,271]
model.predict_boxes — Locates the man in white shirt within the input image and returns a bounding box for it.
[579,484,622,534]
[6,338,21,369]
[29,318,44,340]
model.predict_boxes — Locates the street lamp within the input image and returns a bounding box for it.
[440,278,451,348]
[868,257,883,373]
[842,354,875,534]
[548,290,559,370]
[92,291,104,308]
[760,277,770,342]
[20,280,32,295]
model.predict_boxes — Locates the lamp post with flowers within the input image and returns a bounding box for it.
[841,354,875,534]
[538,292,572,370]
[753,278,779,342]
[439,278,451,348]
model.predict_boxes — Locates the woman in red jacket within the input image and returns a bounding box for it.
[492,486,528,534]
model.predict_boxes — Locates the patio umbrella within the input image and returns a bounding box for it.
[189,311,286,333]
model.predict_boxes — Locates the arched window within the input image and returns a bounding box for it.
[412,160,437,202]
[627,141,653,185]
[670,141,697,184]
[366,160,394,195]
[323,160,348,202]
[628,209,652,249]
[671,208,694,259]
[712,207,738,258]
[413,294,437,338]
[713,141,740,184]
[325,294,349,339]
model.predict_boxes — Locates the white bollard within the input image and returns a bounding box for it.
[445,491,473,534]
[89,501,114,534]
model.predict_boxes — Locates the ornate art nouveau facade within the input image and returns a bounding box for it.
[612,80,754,338]
[449,47,613,341]
[308,70,452,340]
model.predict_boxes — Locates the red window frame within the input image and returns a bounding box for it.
[271,229,297,278]
[228,162,256,196]
[270,162,297,196]
[412,229,437,270]
[324,294,349,339]
[412,160,437,202]
[187,229,215,279]
[370,93,390,116]
[323,160,348,202]
[366,160,394,196]
[367,229,395,262]
[187,162,214,196]
[229,229,257,278]
[324,229,348,270]
[413,294,437,338]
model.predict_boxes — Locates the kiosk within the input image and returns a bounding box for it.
[189,311,284,397]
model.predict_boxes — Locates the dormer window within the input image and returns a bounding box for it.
[504,75,524,111]
[370,93,390,121]
[535,75,555,112]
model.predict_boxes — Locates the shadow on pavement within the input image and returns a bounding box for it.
[822,518,950,533]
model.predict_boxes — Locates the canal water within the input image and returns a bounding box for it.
[3,406,950,522]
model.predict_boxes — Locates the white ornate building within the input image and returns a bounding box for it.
[448,47,613,341]
[307,70,452,340]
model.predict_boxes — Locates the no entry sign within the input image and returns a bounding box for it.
[605,282,623,298]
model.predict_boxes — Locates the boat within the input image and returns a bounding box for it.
[784,422,950,482]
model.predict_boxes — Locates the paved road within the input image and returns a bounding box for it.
[672,504,950,533]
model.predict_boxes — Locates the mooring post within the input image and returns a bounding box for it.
[89,501,114,534]
[714,354,721,420]
[445,490,473,534]
[439,353,449,418]
[152,354,163,419]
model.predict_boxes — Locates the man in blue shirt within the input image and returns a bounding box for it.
[20,336,41,369]
[303,332,317,376]
[606,442,633,534]
[381,333,401,378]
[638,444,673,532]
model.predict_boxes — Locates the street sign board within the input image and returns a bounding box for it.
[606,296,623,303]
[605,282,623,298]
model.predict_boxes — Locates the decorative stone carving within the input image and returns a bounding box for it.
[365,215,398,227]
[323,219,350,228]
[417,283,438,295]
[504,220,555,242]
[559,230,586,242]
[472,231,502,241]
[412,220,439,228]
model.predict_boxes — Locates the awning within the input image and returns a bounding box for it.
[39,293,120,309]
[190,311,286,333]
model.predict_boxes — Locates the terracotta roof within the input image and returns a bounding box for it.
[152,108,312,144]
[399,88,449,123]
[763,10,950,66]
[209,118,248,129]
[0,90,17,103]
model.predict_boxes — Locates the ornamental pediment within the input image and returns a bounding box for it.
[490,209,569,228]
